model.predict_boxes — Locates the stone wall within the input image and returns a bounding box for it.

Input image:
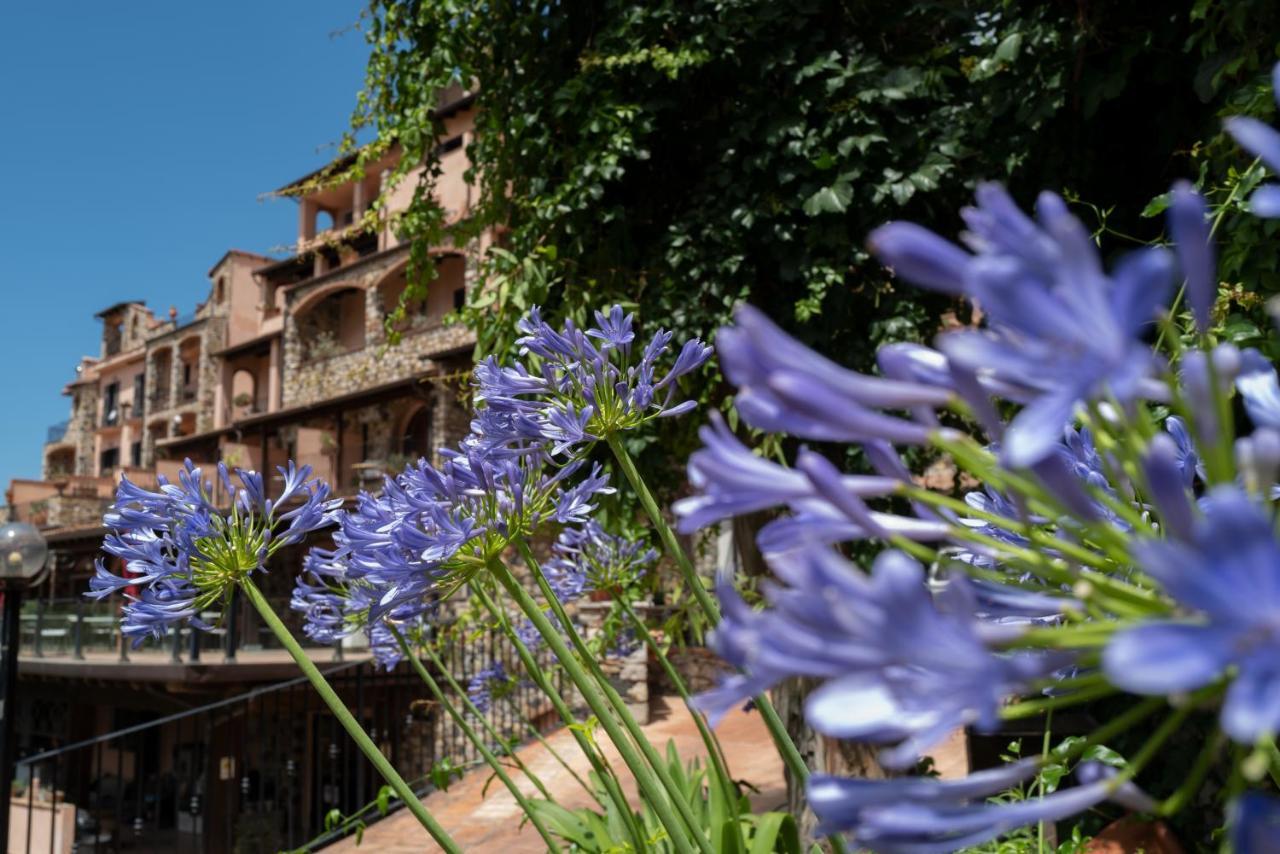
[196,317,224,433]
[285,322,474,410]
[577,601,651,724]
[68,385,98,476]
[46,494,110,529]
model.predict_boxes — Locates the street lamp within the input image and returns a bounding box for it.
[0,522,48,848]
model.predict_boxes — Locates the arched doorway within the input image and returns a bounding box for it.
[399,405,432,459]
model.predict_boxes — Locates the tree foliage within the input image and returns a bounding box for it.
[345,0,1280,497]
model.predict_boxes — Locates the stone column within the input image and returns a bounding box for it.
[298,199,315,246]
[168,346,183,412]
[353,180,366,219]
[267,337,282,413]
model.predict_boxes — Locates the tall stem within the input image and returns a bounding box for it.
[502,698,598,801]
[489,557,710,853]
[389,627,562,851]
[606,437,821,795]
[616,596,740,826]
[413,631,556,801]
[516,539,724,849]
[239,577,460,853]
[471,585,641,844]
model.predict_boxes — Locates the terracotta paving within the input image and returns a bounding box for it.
[330,695,788,852]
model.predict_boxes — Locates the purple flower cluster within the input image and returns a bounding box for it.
[543,519,657,600]
[472,305,712,456]
[466,661,510,714]
[286,305,712,666]
[697,549,1060,769]
[677,65,1280,847]
[90,461,341,644]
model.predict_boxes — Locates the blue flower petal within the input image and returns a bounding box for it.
[1103,622,1232,694]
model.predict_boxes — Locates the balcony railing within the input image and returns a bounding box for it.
[45,421,69,444]
[11,617,567,852]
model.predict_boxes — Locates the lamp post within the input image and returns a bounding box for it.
[0,522,48,849]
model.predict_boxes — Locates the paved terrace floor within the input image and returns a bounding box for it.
[331,695,787,853]
[331,696,973,852]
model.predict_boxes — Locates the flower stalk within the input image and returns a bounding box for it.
[240,577,461,853]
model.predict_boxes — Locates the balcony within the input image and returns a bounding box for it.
[45,420,69,444]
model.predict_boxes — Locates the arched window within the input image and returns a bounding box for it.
[296,288,366,360]
[400,406,432,457]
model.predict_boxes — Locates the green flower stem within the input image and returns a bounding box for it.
[488,556,711,854]
[239,577,461,853]
[1052,697,1165,763]
[501,695,599,802]
[899,485,1122,572]
[604,435,822,797]
[605,434,720,624]
[471,584,646,848]
[388,627,563,851]
[951,527,1163,616]
[1000,682,1118,720]
[1108,703,1194,789]
[512,541,717,850]
[410,632,558,801]
[1159,730,1223,816]
[615,596,741,826]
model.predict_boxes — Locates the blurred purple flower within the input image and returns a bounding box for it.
[1225,63,1280,217]
[1104,486,1280,743]
[809,761,1153,851]
[698,548,1060,768]
[1231,792,1280,853]
[870,184,1175,467]
[716,305,953,445]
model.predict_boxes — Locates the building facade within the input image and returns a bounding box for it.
[2,94,502,853]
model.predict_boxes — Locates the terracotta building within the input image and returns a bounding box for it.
[0,92,516,853]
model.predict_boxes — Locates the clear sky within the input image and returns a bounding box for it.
[0,2,371,493]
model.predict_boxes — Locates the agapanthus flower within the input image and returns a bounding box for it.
[672,413,899,533]
[291,547,351,645]
[1103,486,1280,743]
[1224,63,1280,218]
[543,520,656,602]
[1238,348,1280,430]
[1168,181,1217,332]
[472,305,712,456]
[290,546,429,669]
[1231,792,1280,853]
[809,760,1154,852]
[716,305,954,446]
[467,661,511,714]
[696,548,1063,768]
[870,183,1176,467]
[90,460,341,644]
[338,445,607,621]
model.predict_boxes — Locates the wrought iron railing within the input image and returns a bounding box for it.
[12,620,568,852]
[45,422,69,444]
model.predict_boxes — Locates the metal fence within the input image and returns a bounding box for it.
[11,620,568,854]
[18,595,337,663]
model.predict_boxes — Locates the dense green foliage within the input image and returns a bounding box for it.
[344,0,1280,496]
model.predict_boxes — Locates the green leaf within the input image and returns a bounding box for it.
[1140,192,1172,218]
[995,32,1024,63]
[802,182,853,216]
[750,812,801,854]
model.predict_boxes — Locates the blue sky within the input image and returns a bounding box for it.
[0,2,371,491]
